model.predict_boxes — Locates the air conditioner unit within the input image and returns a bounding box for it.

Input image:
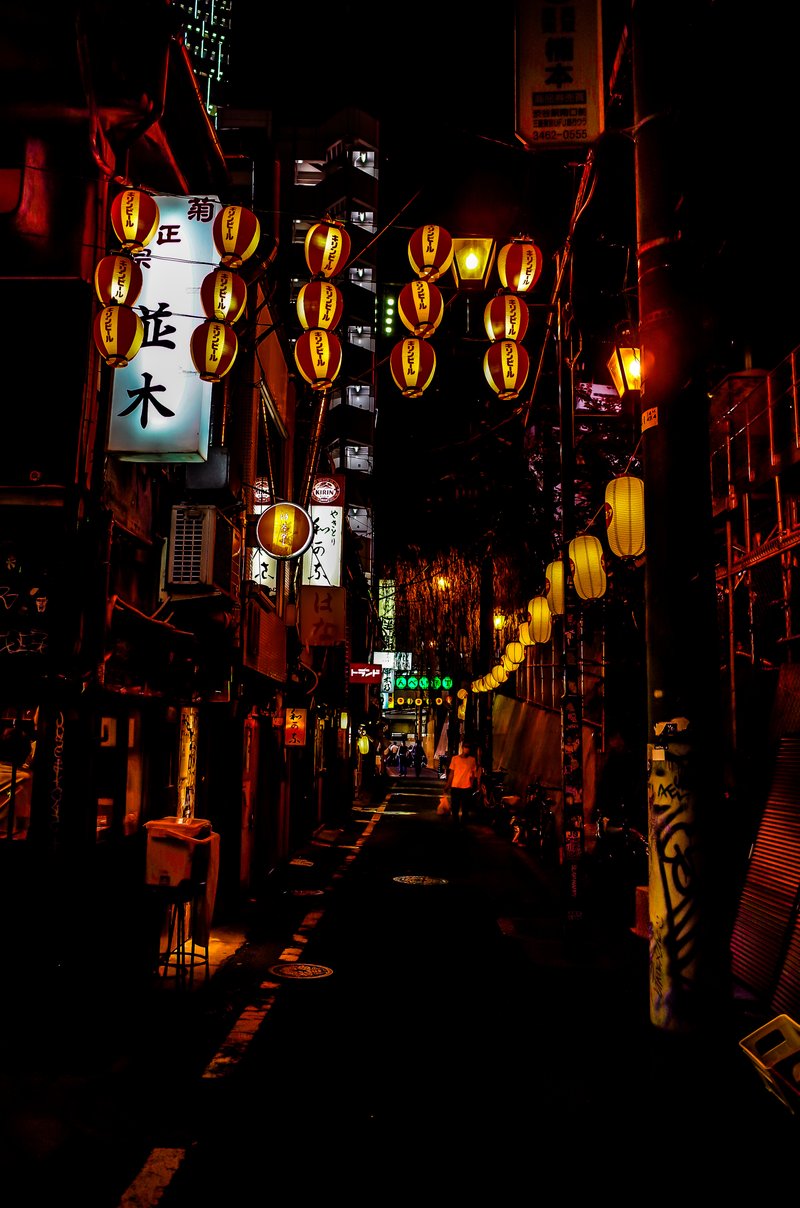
[167,504,236,595]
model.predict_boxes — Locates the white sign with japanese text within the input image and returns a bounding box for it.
[108,194,221,461]
[515,0,604,149]
[300,505,343,588]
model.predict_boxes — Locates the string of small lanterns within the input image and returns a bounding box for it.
[389,224,453,398]
[293,216,351,393]
[92,188,260,383]
[189,202,260,383]
[482,236,542,402]
[92,188,159,367]
[470,469,646,694]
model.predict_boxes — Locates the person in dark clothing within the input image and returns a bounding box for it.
[412,739,424,778]
[398,743,408,777]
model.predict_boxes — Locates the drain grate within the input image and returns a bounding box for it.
[393,875,449,886]
[267,963,333,979]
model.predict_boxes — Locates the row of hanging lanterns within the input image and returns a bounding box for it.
[293,217,351,392]
[91,189,159,367]
[92,189,260,382]
[389,224,453,397]
[482,237,542,402]
[189,202,261,382]
[470,473,645,692]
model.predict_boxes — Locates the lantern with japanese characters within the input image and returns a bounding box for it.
[190,319,239,383]
[528,595,552,644]
[93,304,144,368]
[398,279,444,338]
[497,238,543,294]
[94,254,144,308]
[294,328,343,392]
[545,559,565,616]
[483,340,530,400]
[605,474,646,558]
[484,293,529,342]
[200,267,248,325]
[296,279,344,331]
[569,534,607,600]
[390,337,436,398]
[212,204,261,269]
[304,219,351,279]
[110,189,160,253]
[407,224,454,282]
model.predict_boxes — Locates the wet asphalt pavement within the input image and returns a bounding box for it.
[2,771,797,1205]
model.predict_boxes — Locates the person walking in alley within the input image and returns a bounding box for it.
[399,741,409,777]
[446,741,478,824]
[412,737,424,778]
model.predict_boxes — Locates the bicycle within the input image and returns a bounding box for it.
[511,779,557,862]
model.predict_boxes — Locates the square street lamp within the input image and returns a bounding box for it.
[451,236,497,291]
[607,341,642,396]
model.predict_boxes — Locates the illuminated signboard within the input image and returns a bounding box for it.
[109,193,220,461]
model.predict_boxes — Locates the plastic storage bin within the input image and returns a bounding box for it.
[739,1014,800,1113]
[144,817,212,887]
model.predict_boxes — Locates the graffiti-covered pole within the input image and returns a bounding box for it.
[632,2,730,1032]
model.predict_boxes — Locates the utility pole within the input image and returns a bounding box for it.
[633,1,730,1033]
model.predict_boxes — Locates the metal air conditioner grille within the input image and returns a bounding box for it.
[168,505,213,586]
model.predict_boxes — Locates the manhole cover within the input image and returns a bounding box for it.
[382,810,416,816]
[393,875,449,886]
[290,888,325,897]
[267,963,334,980]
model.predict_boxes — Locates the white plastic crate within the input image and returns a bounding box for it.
[739,1014,800,1113]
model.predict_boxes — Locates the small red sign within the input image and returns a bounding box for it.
[349,663,382,683]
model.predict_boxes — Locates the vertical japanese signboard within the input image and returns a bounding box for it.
[285,706,308,747]
[298,585,346,646]
[109,194,221,461]
[515,0,604,150]
[301,475,345,588]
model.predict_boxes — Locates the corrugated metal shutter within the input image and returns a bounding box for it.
[730,734,800,1016]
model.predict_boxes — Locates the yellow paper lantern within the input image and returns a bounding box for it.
[505,640,525,665]
[357,734,370,755]
[605,475,646,558]
[569,534,607,600]
[528,596,553,644]
[518,620,534,646]
[545,559,565,616]
[492,664,509,684]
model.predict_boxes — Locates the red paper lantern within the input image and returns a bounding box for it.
[94,254,143,307]
[407,224,454,282]
[294,328,343,391]
[212,205,261,268]
[296,279,344,330]
[397,279,444,338]
[200,268,248,324]
[304,220,351,279]
[483,293,529,342]
[497,238,543,294]
[389,337,437,397]
[190,320,239,382]
[93,304,144,368]
[110,189,160,253]
[483,340,530,400]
